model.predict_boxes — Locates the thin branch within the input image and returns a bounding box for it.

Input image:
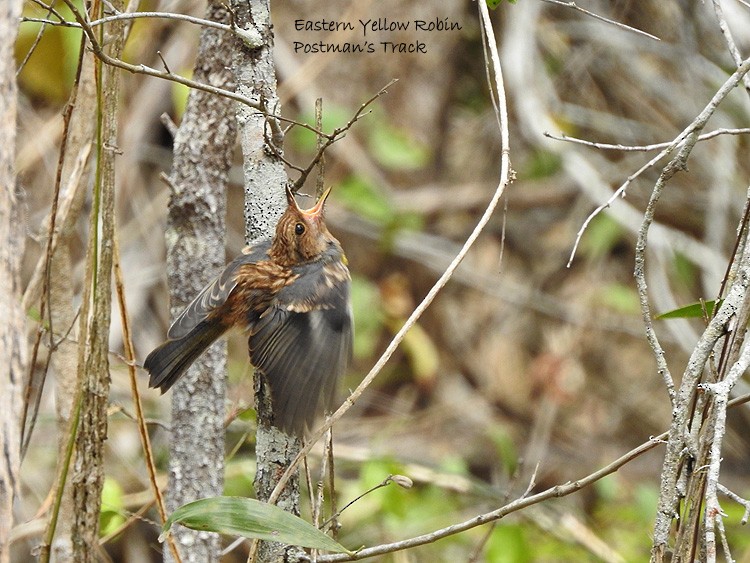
[113,232,182,562]
[711,0,750,95]
[291,79,397,192]
[156,50,171,74]
[314,391,750,561]
[27,0,67,22]
[569,57,750,267]
[25,6,346,141]
[316,434,669,561]
[539,0,661,41]
[61,1,262,110]
[20,29,90,459]
[545,128,750,152]
[717,484,750,525]
[21,9,260,44]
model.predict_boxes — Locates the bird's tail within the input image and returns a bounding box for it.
[145,319,227,392]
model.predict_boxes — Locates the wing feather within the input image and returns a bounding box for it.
[249,258,352,434]
[167,242,270,340]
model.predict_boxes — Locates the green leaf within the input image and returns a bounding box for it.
[580,213,626,261]
[520,149,562,179]
[656,300,720,319]
[487,0,518,8]
[100,478,126,537]
[598,283,640,315]
[485,524,531,562]
[338,175,393,224]
[164,496,351,554]
[288,106,351,153]
[367,121,429,171]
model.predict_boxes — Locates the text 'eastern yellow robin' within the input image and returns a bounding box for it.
[144,187,353,435]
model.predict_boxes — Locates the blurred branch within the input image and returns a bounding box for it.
[711,0,750,94]
[0,0,24,558]
[539,0,661,41]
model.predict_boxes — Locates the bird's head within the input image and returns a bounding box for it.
[270,186,337,265]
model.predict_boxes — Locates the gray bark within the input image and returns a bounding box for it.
[230,1,301,561]
[164,2,238,561]
[0,2,24,561]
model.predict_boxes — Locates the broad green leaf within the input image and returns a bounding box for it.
[656,300,720,320]
[580,213,626,261]
[398,321,440,385]
[487,0,518,8]
[100,478,126,537]
[171,69,192,119]
[164,496,351,554]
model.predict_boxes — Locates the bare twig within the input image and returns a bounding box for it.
[156,50,171,74]
[703,294,750,561]
[319,475,403,532]
[314,389,750,561]
[644,58,750,560]
[717,484,750,525]
[570,57,750,264]
[545,128,750,152]
[61,3,261,110]
[21,30,90,460]
[316,434,668,561]
[291,79,398,192]
[113,232,182,562]
[539,0,661,41]
[21,9,259,45]
[711,0,750,95]
[27,0,67,22]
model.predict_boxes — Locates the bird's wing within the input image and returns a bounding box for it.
[167,242,270,340]
[249,259,353,434]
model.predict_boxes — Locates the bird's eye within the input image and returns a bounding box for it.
[294,222,305,235]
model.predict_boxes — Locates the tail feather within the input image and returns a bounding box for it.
[145,320,227,392]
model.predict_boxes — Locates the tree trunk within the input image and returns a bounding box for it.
[230,1,301,561]
[0,3,24,561]
[163,2,238,561]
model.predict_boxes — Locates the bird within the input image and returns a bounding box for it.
[144,186,353,435]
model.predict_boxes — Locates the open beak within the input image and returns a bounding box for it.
[285,186,331,218]
[305,187,331,217]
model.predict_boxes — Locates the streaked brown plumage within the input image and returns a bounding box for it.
[144,187,353,435]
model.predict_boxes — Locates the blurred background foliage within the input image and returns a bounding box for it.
[13,0,750,561]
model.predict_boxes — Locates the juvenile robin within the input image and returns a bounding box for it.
[144,187,353,435]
